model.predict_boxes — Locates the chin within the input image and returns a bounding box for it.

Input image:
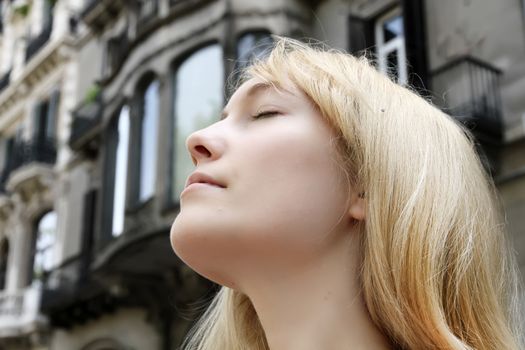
[169,216,241,290]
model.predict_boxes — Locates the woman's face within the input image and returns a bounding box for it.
[170,77,355,290]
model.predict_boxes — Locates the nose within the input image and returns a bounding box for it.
[186,124,224,166]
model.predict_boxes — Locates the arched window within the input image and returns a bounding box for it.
[112,106,130,237]
[33,211,57,283]
[171,45,224,201]
[235,31,273,72]
[139,79,160,202]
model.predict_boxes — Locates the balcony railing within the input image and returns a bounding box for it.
[431,56,503,173]
[431,56,503,141]
[0,70,10,94]
[70,97,103,152]
[40,253,90,312]
[0,286,42,336]
[25,24,53,63]
[11,137,57,173]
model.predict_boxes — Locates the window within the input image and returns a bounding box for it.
[0,137,14,192]
[374,7,407,85]
[112,106,130,237]
[42,0,55,31]
[32,211,57,284]
[0,239,8,290]
[139,79,159,202]
[171,45,224,201]
[32,90,60,143]
[235,31,273,72]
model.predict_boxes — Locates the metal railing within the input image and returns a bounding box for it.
[0,286,41,335]
[430,55,503,140]
[70,97,103,148]
[11,137,57,172]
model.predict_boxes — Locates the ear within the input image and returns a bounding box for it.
[348,191,366,222]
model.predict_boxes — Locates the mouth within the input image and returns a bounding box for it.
[185,172,226,189]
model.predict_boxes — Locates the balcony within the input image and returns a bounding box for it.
[81,0,125,32]
[25,25,52,63]
[11,137,56,173]
[69,97,103,156]
[40,253,111,328]
[5,138,56,198]
[430,56,503,173]
[0,286,44,337]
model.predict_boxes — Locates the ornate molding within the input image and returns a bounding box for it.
[0,35,74,129]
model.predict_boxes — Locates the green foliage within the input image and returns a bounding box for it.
[14,4,30,17]
[85,84,101,104]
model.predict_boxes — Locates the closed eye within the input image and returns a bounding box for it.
[252,110,280,120]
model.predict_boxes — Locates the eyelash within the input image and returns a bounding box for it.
[252,110,280,119]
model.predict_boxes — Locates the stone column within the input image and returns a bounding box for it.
[5,194,34,291]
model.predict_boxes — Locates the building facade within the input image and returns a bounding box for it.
[0,0,523,349]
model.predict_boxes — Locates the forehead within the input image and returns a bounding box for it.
[222,78,303,114]
[230,78,302,101]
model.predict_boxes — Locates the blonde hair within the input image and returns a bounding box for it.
[180,36,523,350]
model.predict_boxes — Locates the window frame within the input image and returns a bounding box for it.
[374,6,408,85]
[29,210,57,285]
[127,73,161,209]
[101,103,130,243]
[165,41,225,210]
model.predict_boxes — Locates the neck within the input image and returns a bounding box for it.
[241,233,392,350]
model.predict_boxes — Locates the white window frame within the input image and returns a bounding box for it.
[375,7,408,85]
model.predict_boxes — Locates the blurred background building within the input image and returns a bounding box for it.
[0,0,523,349]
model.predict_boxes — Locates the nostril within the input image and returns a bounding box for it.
[195,145,212,158]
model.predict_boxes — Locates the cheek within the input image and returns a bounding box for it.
[236,130,349,252]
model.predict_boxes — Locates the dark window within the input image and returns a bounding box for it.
[0,137,14,192]
[171,45,224,201]
[42,0,55,30]
[235,31,273,73]
[112,106,130,237]
[139,80,160,202]
[32,211,57,284]
[32,90,60,143]
[349,1,429,91]
[0,239,9,290]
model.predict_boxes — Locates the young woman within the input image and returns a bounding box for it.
[170,36,523,350]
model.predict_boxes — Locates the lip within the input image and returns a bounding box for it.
[184,172,226,189]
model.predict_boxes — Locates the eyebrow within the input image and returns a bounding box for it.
[220,82,290,120]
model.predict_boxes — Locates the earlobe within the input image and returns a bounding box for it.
[348,191,366,221]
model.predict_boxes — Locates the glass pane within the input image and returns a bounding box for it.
[173,45,224,200]
[383,15,403,42]
[112,106,130,237]
[140,80,160,202]
[34,211,57,279]
[387,49,400,82]
[236,32,273,72]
